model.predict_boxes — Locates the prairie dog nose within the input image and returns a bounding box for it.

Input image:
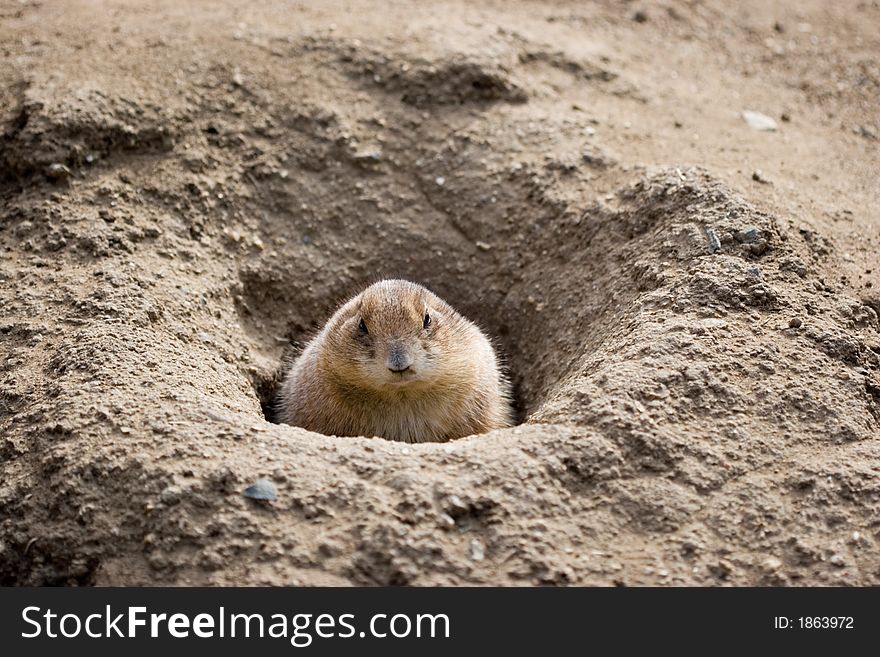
[387,347,412,372]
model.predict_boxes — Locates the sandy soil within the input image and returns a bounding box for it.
[1,0,878,585]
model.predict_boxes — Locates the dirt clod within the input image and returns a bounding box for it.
[243,480,278,502]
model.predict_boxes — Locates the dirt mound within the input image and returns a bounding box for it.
[1,0,878,586]
[1,81,174,182]
[331,46,529,107]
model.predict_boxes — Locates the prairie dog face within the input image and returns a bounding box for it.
[325,280,462,392]
[281,278,512,440]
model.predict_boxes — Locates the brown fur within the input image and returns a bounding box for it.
[275,279,513,442]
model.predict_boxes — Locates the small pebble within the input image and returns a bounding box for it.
[435,176,445,186]
[751,170,771,184]
[788,317,802,329]
[736,226,760,243]
[469,538,485,561]
[160,486,181,506]
[741,110,778,132]
[243,479,277,501]
[447,495,467,513]
[438,512,455,528]
[761,557,783,571]
[706,227,721,254]
[353,150,382,164]
[46,162,71,181]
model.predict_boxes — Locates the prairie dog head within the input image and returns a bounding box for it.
[322,279,474,393]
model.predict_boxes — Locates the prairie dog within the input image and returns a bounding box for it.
[275,279,512,442]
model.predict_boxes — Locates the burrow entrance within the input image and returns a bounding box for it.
[231,158,666,436]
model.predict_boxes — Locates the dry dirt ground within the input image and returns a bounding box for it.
[1,0,878,586]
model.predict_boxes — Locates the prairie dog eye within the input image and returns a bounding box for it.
[423,312,431,329]
[358,318,368,335]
